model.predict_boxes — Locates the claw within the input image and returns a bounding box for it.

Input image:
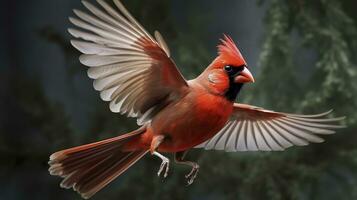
[157,158,169,178]
[185,163,199,185]
[153,151,170,178]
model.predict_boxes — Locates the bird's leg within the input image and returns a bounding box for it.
[174,151,199,185]
[150,135,170,178]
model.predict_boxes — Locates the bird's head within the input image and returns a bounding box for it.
[200,35,254,101]
[212,34,254,84]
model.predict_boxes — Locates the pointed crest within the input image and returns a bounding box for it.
[217,34,247,66]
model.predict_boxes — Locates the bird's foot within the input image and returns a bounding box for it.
[153,152,170,178]
[158,158,170,178]
[185,163,199,185]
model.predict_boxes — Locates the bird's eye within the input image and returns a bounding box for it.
[224,65,233,72]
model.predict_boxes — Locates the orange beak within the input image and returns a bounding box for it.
[234,67,255,83]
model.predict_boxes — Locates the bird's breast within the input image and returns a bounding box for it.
[151,87,233,152]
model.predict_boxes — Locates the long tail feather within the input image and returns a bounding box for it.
[49,128,147,199]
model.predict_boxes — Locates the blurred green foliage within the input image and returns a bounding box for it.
[233,0,357,199]
[1,0,357,199]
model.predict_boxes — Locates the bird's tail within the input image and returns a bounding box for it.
[48,128,148,199]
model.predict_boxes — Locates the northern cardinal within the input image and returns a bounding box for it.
[48,0,345,199]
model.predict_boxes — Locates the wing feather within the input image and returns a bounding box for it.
[87,62,151,79]
[69,17,139,48]
[282,117,345,129]
[236,120,248,151]
[82,1,142,38]
[214,122,236,150]
[196,103,345,152]
[73,9,138,41]
[253,122,271,151]
[100,86,119,101]
[270,121,308,146]
[154,31,170,57]
[225,121,240,151]
[275,119,324,143]
[96,0,146,38]
[204,123,231,150]
[246,121,259,151]
[70,0,187,120]
[113,0,155,41]
[279,118,335,134]
[71,40,146,56]
[258,121,284,151]
[262,121,294,148]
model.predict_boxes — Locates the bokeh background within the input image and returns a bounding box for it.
[1,0,357,199]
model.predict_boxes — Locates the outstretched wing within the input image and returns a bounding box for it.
[196,103,346,151]
[69,0,188,124]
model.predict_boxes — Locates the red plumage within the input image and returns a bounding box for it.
[218,34,247,66]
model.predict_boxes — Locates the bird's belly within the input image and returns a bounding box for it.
[157,117,228,152]
[151,92,233,152]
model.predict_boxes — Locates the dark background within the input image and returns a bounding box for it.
[1,0,357,199]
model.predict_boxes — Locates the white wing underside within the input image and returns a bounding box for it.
[196,105,345,152]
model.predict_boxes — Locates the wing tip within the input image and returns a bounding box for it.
[109,101,121,113]
[81,0,89,5]
[73,9,80,15]
[70,39,78,48]
[82,0,96,12]
[338,116,347,121]
[78,54,88,66]
[68,17,77,25]
[67,28,76,36]
[154,30,171,57]
[70,40,88,55]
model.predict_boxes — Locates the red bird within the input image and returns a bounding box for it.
[49,0,345,199]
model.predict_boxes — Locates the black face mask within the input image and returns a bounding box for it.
[224,65,245,101]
